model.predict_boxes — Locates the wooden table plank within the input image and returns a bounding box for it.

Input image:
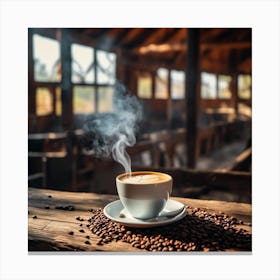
[28,188,252,252]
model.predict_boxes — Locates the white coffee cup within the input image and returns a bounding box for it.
[116,171,173,219]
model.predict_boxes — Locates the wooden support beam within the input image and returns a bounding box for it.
[167,70,172,127]
[185,28,200,168]
[229,51,239,114]
[61,29,73,130]
[28,28,35,116]
[161,28,184,44]
[232,74,238,114]
[123,28,158,48]
[116,48,126,84]
[140,28,169,46]
[201,41,251,50]
[120,28,144,46]
[151,71,156,99]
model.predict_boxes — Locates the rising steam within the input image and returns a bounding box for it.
[83,81,143,174]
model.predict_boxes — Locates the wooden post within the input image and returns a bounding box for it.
[28,29,35,116]
[61,29,73,130]
[116,48,125,84]
[232,74,238,114]
[94,47,98,112]
[229,52,238,114]
[185,28,200,169]
[167,69,172,128]
[151,71,156,99]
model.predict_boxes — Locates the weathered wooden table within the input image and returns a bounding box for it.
[28,187,252,252]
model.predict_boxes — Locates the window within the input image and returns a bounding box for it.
[155,68,168,99]
[137,73,152,99]
[36,88,53,116]
[238,74,251,99]
[71,44,94,83]
[218,75,232,99]
[171,70,185,99]
[98,87,114,113]
[33,34,61,82]
[73,86,95,114]
[71,45,116,114]
[31,31,117,119]
[96,50,116,85]
[201,72,217,99]
[55,87,62,116]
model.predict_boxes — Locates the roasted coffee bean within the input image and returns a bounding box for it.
[55,205,75,211]
[48,195,52,198]
[68,231,74,235]
[80,224,83,227]
[81,206,251,252]
[32,215,37,219]
[45,206,50,209]
[86,235,90,239]
[85,241,91,245]
[119,213,126,218]
[79,229,85,233]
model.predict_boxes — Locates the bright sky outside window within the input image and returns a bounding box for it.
[201,72,217,99]
[137,74,152,99]
[98,87,114,113]
[33,34,61,82]
[71,44,94,83]
[218,75,232,99]
[55,87,62,116]
[36,88,53,116]
[155,68,168,99]
[238,75,251,99]
[97,50,116,84]
[171,70,185,99]
[73,86,95,114]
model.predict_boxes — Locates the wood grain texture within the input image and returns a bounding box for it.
[28,188,251,252]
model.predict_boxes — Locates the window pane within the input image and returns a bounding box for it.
[238,75,251,99]
[55,87,62,116]
[97,50,116,84]
[33,34,61,82]
[171,70,185,99]
[71,44,94,83]
[218,75,232,99]
[155,68,168,99]
[201,72,217,99]
[98,87,114,113]
[137,74,152,99]
[36,88,53,116]
[73,86,95,114]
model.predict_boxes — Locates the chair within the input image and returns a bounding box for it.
[28,132,68,188]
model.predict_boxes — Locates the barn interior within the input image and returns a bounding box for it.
[28,28,252,203]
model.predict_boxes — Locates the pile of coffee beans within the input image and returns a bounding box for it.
[83,206,251,252]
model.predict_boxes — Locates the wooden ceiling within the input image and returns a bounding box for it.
[74,28,251,73]
[33,28,252,73]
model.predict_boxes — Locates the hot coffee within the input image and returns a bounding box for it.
[120,172,169,184]
[116,171,173,219]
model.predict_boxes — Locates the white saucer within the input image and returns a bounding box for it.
[103,199,187,228]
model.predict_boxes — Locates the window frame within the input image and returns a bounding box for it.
[30,31,116,117]
[200,71,218,100]
[217,74,233,100]
[237,73,252,100]
[137,71,153,99]
[71,46,116,115]
[170,69,185,100]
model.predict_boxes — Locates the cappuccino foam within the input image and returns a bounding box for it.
[121,174,166,184]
